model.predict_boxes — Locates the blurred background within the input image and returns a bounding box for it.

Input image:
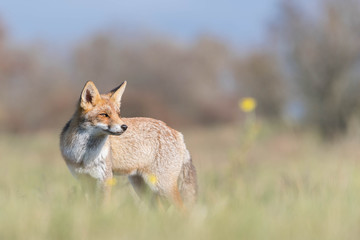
[2,0,360,139]
[4,1,360,239]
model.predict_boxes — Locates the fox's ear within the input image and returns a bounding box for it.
[110,81,127,109]
[80,81,101,109]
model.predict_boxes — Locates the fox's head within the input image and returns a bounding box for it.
[77,81,128,136]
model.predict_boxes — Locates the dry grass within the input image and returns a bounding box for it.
[1,125,360,239]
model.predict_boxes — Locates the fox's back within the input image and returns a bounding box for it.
[109,117,188,175]
[60,81,197,207]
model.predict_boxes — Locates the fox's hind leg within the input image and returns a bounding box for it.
[170,184,184,210]
[128,175,148,200]
[152,182,184,211]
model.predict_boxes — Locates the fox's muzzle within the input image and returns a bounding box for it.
[106,124,127,135]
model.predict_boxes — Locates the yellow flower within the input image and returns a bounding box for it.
[239,98,256,112]
[105,178,117,186]
[148,174,157,185]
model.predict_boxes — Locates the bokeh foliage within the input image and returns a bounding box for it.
[1,0,360,138]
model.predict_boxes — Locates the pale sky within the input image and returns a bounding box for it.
[0,0,311,48]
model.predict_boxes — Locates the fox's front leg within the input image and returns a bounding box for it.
[96,157,115,205]
[98,173,114,205]
[78,175,98,201]
[79,176,112,205]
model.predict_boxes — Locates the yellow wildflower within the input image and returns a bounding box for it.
[239,98,257,112]
[148,174,157,185]
[106,178,117,186]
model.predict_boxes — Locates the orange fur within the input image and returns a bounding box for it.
[60,81,198,209]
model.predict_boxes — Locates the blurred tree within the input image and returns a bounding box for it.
[0,17,72,132]
[274,0,360,138]
[73,33,237,126]
[233,51,286,120]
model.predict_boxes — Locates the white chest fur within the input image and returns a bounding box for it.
[61,129,110,181]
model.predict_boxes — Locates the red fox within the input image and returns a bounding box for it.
[60,81,197,209]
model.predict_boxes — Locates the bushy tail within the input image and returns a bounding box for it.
[178,157,198,207]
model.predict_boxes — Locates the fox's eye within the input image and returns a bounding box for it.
[99,113,109,118]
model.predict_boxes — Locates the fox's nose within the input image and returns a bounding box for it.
[121,124,128,131]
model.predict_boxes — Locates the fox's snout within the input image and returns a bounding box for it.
[106,124,128,135]
[96,122,128,136]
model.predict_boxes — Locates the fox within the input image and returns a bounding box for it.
[60,81,197,209]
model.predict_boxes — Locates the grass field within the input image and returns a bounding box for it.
[1,124,360,239]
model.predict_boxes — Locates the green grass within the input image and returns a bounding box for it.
[1,126,360,239]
